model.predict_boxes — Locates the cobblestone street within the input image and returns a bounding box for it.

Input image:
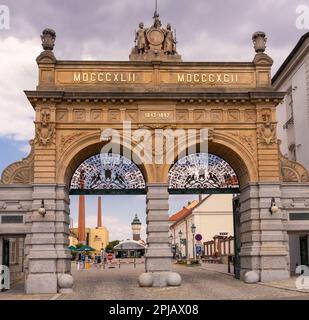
[57,264,309,300]
[1,263,309,300]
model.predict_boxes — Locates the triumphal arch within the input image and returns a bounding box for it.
[1,12,309,294]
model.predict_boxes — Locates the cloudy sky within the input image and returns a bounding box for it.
[0,0,308,240]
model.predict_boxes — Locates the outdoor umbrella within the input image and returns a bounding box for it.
[68,246,77,251]
[76,245,96,252]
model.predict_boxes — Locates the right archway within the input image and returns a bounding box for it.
[165,136,290,283]
[167,152,242,278]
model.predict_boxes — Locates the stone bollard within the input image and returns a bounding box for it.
[244,271,260,284]
[58,274,74,294]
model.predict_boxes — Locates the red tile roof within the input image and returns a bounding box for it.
[169,196,212,226]
[169,207,192,222]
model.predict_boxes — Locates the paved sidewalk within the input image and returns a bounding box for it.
[200,262,309,295]
[199,262,234,275]
[260,277,309,294]
[60,264,309,300]
[0,281,57,300]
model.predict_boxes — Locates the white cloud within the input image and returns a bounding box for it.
[19,143,31,154]
[0,37,40,140]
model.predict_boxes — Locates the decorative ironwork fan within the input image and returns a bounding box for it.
[70,154,146,191]
[169,153,239,190]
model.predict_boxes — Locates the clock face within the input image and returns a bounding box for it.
[147,28,165,46]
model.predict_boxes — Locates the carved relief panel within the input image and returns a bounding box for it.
[35,109,55,146]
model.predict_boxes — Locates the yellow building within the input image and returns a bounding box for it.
[69,229,79,247]
[70,196,109,253]
[88,226,109,253]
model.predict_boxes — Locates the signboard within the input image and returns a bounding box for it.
[195,234,203,242]
[196,245,202,256]
[107,253,113,261]
[0,265,10,291]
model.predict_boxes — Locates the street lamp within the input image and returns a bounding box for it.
[38,200,46,217]
[169,234,174,258]
[178,230,183,258]
[269,197,279,215]
[191,223,196,260]
[169,234,173,243]
[169,234,173,246]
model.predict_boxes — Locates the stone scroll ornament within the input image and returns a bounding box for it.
[1,140,34,184]
[278,141,309,183]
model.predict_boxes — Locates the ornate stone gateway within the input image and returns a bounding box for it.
[1,10,309,294]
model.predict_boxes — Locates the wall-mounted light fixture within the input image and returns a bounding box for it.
[38,200,46,217]
[169,234,173,245]
[269,197,279,215]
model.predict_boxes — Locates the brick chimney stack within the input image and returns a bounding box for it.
[77,170,86,244]
[97,196,102,228]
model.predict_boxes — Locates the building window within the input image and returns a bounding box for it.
[288,144,297,161]
[1,215,24,224]
[287,87,294,120]
[289,213,309,221]
[283,87,295,130]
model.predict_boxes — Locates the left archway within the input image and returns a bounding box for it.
[57,133,151,188]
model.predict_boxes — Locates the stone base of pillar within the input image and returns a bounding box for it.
[139,271,182,288]
[25,273,74,294]
[25,274,58,294]
[260,270,290,282]
[145,256,172,272]
[59,288,73,294]
[241,269,290,283]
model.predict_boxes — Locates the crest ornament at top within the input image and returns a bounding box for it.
[130,6,181,61]
[41,28,56,51]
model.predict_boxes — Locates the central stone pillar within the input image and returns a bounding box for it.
[139,183,181,287]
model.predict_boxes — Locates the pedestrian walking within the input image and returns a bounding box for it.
[81,252,86,269]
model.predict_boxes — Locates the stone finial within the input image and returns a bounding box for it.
[41,28,56,51]
[252,31,267,53]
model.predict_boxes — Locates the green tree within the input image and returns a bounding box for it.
[105,240,120,252]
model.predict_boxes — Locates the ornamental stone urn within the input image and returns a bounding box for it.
[41,28,56,51]
[252,31,267,53]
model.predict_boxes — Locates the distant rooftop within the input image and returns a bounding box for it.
[131,214,142,225]
[169,196,211,225]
